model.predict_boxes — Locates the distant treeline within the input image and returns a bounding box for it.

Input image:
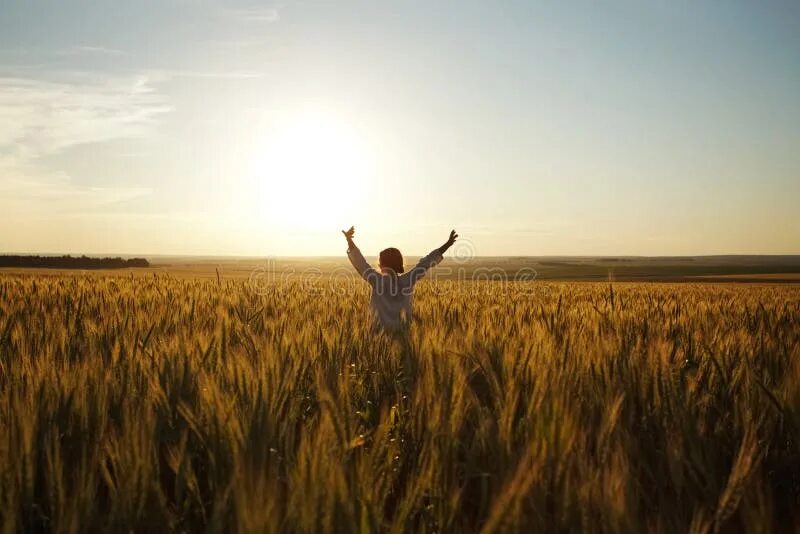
[0,255,150,269]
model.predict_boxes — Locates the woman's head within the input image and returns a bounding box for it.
[379,247,404,274]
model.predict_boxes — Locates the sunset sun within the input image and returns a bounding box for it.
[249,113,371,230]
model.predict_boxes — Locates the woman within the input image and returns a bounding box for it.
[342,226,458,329]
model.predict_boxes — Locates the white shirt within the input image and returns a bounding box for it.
[347,245,443,329]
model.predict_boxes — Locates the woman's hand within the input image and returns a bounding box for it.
[445,230,458,247]
[439,229,458,254]
[342,226,356,249]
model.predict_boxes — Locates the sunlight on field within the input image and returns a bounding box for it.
[0,274,798,531]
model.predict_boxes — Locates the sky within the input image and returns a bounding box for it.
[1,0,798,257]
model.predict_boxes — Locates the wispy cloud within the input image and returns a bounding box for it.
[0,74,171,153]
[147,68,264,81]
[0,173,151,209]
[224,5,280,23]
[0,73,170,211]
[57,45,127,57]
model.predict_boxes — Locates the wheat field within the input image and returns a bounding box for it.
[0,274,798,532]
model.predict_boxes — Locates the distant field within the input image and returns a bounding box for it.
[692,273,800,281]
[2,255,800,282]
[0,273,798,531]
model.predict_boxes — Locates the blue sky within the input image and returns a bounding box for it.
[1,0,798,255]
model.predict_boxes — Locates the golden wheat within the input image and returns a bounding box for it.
[0,274,798,532]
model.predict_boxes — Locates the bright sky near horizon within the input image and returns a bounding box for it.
[1,1,798,257]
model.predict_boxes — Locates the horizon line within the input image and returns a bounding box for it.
[3,252,800,260]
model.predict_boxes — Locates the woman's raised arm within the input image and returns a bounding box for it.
[342,226,378,282]
[407,229,458,284]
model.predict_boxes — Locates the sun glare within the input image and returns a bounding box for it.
[249,113,371,231]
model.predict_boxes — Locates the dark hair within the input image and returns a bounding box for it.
[379,247,404,274]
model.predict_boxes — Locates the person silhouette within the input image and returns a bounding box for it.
[342,227,458,329]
